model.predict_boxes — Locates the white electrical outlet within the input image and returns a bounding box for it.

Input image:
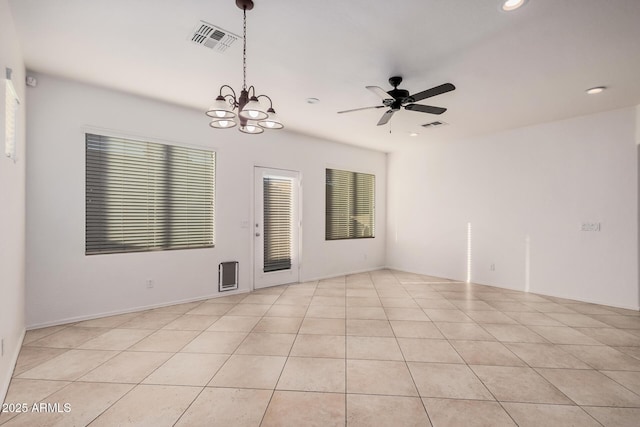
[146,279,154,289]
[490,264,495,271]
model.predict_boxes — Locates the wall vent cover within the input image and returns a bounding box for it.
[422,121,448,128]
[190,21,240,53]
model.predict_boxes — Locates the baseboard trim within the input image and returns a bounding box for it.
[1,328,26,405]
[301,266,386,283]
[26,289,250,330]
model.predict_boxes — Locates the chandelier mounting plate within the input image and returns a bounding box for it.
[236,0,254,10]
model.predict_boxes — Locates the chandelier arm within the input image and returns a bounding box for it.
[256,94,274,109]
[219,84,237,99]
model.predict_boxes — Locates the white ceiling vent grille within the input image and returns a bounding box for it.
[190,21,240,53]
[421,121,448,128]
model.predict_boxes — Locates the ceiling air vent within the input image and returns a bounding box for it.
[422,121,448,128]
[190,21,240,53]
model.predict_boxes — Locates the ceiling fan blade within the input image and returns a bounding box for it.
[337,105,385,114]
[404,104,447,115]
[366,86,394,103]
[377,109,395,126]
[409,83,456,102]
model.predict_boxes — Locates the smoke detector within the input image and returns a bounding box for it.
[190,21,240,53]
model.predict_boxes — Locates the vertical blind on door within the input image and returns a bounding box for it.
[263,177,293,272]
[325,168,375,240]
[86,133,215,255]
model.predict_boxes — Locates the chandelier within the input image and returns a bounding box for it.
[206,0,283,134]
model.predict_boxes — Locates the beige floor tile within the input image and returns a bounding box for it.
[151,301,203,314]
[559,344,640,370]
[143,353,228,386]
[482,324,548,343]
[466,311,518,324]
[575,327,640,346]
[346,297,382,307]
[206,315,261,332]
[546,313,610,328]
[78,328,153,350]
[273,295,312,305]
[380,298,419,308]
[186,303,235,316]
[390,320,444,339]
[450,300,498,312]
[180,331,248,354]
[0,379,71,424]
[2,382,133,427]
[313,288,346,297]
[299,318,346,335]
[11,347,69,376]
[204,293,249,304]
[234,332,296,356]
[385,307,430,321]
[265,304,309,317]
[79,351,171,383]
[423,398,515,427]
[451,340,525,366]
[502,403,600,427]
[161,314,219,331]
[504,342,590,369]
[527,325,602,345]
[347,336,404,361]
[253,316,302,334]
[91,384,200,427]
[304,305,346,319]
[224,303,271,316]
[616,345,640,360]
[22,326,69,345]
[570,304,620,315]
[591,315,640,329]
[346,289,378,298]
[583,406,640,427]
[408,362,493,400]
[17,349,117,381]
[262,391,344,427]
[290,334,346,358]
[523,302,577,313]
[435,322,496,341]
[310,296,345,306]
[128,330,199,352]
[503,311,564,326]
[74,313,139,328]
[25,326,110,349]
[282,286,316,296]
[414,298,457,309]
[347,359,418,396]
[239,294,279,304]
[600,370,640,395]
[118,313,181,329]
[471,365,571,404]
[536,368,640,406]
[209,354,286,389]
[348,394,431,427]
[277,357,345,392]
[346,306,387,320]
[398,338,464,363]
[486,301,537,312]
[175,387,271,427]
[346,319,394,337]
[423,309,474,323]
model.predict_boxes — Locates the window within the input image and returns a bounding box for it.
[325,168,375,240]
[86,133,215,254]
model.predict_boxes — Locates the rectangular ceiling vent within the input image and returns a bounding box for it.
[421,121,448,128]
[190,21,240,53]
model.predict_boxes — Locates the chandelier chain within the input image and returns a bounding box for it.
[242,7,247,90]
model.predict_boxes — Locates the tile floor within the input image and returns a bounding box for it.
[2,269,640,426]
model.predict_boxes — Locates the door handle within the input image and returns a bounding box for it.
[255,232,261,237]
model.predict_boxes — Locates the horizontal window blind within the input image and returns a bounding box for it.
[325,168,375,240]
[263,177,292,272]
[86,133,215,254]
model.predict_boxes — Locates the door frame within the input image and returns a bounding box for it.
[253,166,302,290]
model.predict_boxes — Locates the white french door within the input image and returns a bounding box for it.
[254,167,300,289]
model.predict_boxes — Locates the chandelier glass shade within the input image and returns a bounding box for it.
[206,0,283,133]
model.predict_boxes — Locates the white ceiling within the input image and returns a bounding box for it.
[8,0,640,152]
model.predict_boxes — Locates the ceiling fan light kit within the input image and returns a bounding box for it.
[206,0,283,133]
[338,76,456,126]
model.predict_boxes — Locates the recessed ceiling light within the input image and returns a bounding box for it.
[409,132,419,137]
[306,97,320,104]
[501,0,527,12]
[586,86,606,95]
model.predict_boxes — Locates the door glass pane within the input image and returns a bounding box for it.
[263,177,292,272]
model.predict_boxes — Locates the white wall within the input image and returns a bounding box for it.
[0,0,26,404]
[26,74,386,328]
[387,108,639,310]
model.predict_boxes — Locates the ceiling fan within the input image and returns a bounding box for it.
[338,76,455,126]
